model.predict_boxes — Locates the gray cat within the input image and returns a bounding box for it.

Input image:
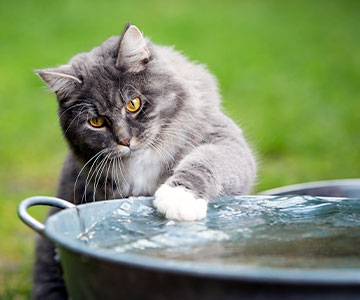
[34,24,256,299]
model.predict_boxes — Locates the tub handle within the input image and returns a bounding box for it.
[18,196,75,235]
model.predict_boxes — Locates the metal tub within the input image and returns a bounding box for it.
[18,179,360,300]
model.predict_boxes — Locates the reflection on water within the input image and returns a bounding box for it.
[77,195,360,269]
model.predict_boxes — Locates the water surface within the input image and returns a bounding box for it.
[77,195,360,269]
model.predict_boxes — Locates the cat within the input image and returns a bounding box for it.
[33,23,256,299]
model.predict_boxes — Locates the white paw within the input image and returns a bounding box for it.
[153,184,207,221]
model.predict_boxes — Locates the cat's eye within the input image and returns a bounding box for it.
[89,117,105,128]
[126,97,141,113]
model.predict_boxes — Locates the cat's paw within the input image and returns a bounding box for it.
[154,184,207,221]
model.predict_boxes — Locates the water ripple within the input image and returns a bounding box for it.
[77,195,360,269]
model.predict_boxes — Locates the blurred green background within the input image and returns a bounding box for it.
[0,0,359,298]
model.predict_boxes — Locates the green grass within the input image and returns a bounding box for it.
[1,0,359,298]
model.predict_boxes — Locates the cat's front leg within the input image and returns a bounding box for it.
[154,142,256,221]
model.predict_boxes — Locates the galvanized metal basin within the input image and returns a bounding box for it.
[18,179,360,300]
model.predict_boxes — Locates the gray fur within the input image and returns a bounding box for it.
[34,24,256,299]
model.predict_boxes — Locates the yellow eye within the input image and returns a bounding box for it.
[89,117,105,128]
[126,97,141,113]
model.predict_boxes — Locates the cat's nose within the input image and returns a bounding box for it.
[119,138,130,147]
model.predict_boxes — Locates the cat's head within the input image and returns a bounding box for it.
[35,24,190,162]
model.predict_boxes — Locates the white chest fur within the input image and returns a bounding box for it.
[123,148,163,197]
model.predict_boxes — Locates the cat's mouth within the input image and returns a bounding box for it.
[110,146,131,158]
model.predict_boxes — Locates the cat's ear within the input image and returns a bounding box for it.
[116,24,150,73]
[35,65,82,98]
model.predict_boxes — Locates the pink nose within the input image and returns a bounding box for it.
[119,139,130,147]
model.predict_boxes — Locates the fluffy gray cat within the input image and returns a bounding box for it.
[34,24,256,299]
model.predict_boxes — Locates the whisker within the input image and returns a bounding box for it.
[151,140,176,163]
[148,143,172,173]
[111,158,115,199]
[63,109,87,135]
[158,131,200,150]
[74,149,106,203]
[82,151,106,203]
[114,157,124,198]
[104,156,113,200]
[121,83,154,107]
[58,103,92,122]
[160,123,205,141]
[161,126,204,141]
[117,156,129,189]
[92,154,111,201]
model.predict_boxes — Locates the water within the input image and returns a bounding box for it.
[77,195,360,269]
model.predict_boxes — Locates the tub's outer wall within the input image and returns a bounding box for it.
[60,247,360,300]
